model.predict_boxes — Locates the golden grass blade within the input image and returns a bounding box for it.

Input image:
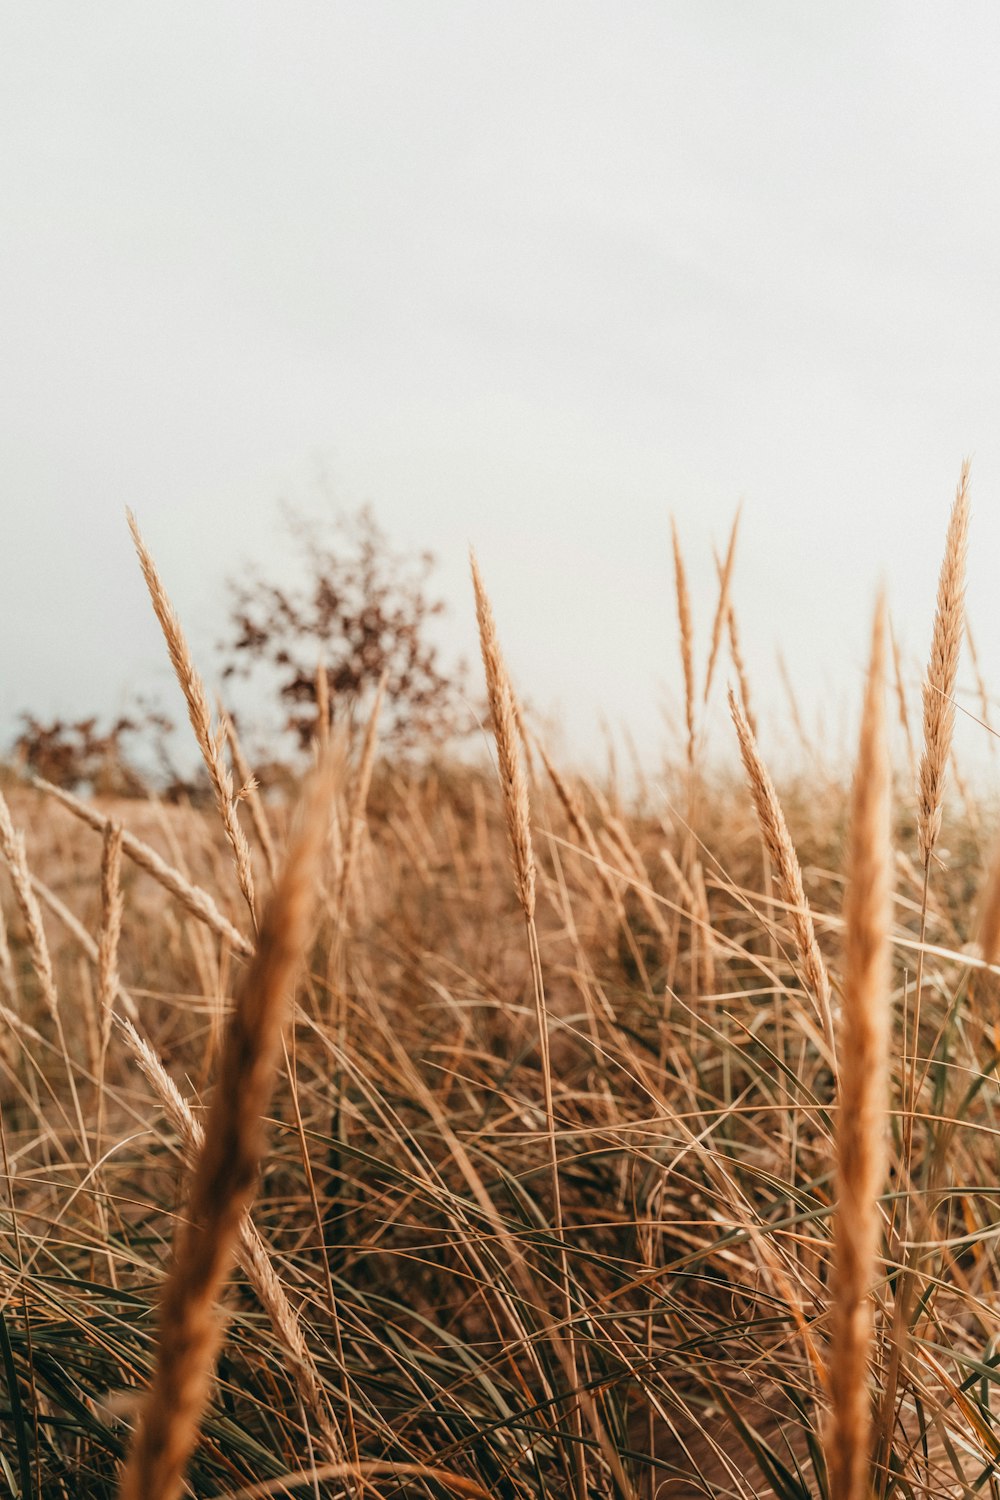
[728,687,836,1062]
[470,552,596,1498]
[30,776,252,956]
[826,597,892,1500]
[538,739,628,921]
[470,552,536,922]
[0,787,59,1019]
[703,503,741,705]
[725,587,756,739]
[118,1016,346,1466]
[0,901,15,1013]
[917,461,970,864]
[965,617,995,744]
[976,838,1000,968]
[127,509,258,926]
[671,518,697,766]
[28,872,137,1020]
[888,615,917,784]
[117,763,333,1500]
[222,710,278,883]
[97,822,124,1041]
[336,668,386,910]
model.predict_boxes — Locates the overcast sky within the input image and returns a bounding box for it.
[4,3,1000,772]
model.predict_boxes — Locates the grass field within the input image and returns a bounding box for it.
[0,473,997,1499]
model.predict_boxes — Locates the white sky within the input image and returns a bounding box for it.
[4,3,1000,772]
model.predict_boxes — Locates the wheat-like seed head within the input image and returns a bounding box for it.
[826,596,892,1500]
[917,462,970,864]
[976,838,1000,968]
[127,509,258,924]
[728,687,835,1061]
[32,776,253,956]
[725,594,756,740]
[0,787,59,1018]
[671,518,696,766]
[117,762,333,1500]
[703,504,741,706]
[222,710,279,882]
[118,1015,346,1467]
[0,900,16,1012]
[97,821,124,1053]
[470,552,536,922]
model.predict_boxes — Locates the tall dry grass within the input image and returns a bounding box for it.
[0,481,995,1499]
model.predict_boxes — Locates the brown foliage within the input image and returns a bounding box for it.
[220,504,467,751]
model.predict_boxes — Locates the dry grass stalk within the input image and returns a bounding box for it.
[888,616,917,784]
[127,510,258,926]
[949,746,980,841]
[917,461,970,864]
[0,787,59,1019]
[725,590,756,739]
[690,857,715,995]
[728,688,836,1062]
[777,651,816,763]
[118,1016,346,1467]
[976,839,1000,968]
[703,505,741,705]
[97,822,124,1040]
[671,519,697,766]
[0,899,17,1011]
[826,598,892,1500]
[29,873,137,1020]
[470,553,536,921]
[539,740,628,921]
[30,776,252,957]
[336,670,386,910]
[659,846,698,912]
[94,820,125,1285]
[118,763,332,1500]
[510,688,538,788]
[605,817,670,926]
[222,712,279,883]
[965,617,994,741]
[471,553,590,1497]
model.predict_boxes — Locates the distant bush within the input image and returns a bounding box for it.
[12,712,155,796]
[219,504,467,753]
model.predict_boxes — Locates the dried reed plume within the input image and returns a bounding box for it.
[118,1016,345,1466]
[223,710,278,882]
[966,617,994,739]
[29,871,137,1019]
[0,902,15,1012]
[117,764,332,1500]
[470,552,588,1495]
[127,509,258,925]
[703,504,741,705]
[671,519,697,766]
[724,585,756,739]
[0,786,59,1018]
[888,616,917,783]
[917,461,970,864]
[470,552,535,921]
[728,688,836,1062]
[30,776,252,956]
[976,839,1000,969]
[538,739,629,924]
[97,822,124,1035]
[826,598,892,1500]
